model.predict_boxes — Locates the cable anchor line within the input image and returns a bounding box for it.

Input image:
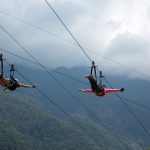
[44,0,93,63]
[4,59,100,147]
[0,23,107,147]
[0,25,107,136]
[1,4,150,140]
[104,77,150,138]
[0,54,3,77]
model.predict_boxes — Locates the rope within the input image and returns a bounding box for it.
[44,0,93,62]
[4,59,100,147]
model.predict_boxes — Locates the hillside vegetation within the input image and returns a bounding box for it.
[0,93,101,150]
[0,66,149,150]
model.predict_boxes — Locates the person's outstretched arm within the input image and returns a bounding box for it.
[19,83,36,88]
[79,89,93,93]
[105,88,124,94]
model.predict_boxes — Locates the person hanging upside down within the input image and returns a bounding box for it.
[0,54,36,92]
[80,75,124,96]
[79,61,124,97]
[0,76,36,92]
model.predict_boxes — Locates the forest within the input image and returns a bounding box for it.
[0,66,149,150]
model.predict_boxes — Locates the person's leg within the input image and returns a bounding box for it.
[86,75,100,92]
[105,88,124,94]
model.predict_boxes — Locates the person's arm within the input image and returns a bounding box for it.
[79,89,93,93]
[105,88,122,94]
[19,83,36,88]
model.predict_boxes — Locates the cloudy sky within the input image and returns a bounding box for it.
[0,0,150,79]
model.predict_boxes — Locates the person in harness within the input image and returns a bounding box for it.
[0,54,36,92]
[79,61,124,96]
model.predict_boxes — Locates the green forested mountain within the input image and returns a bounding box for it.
[0,118,36,150]
[0,66,149,150]
[0,92,147,150]
[0,93,100,150]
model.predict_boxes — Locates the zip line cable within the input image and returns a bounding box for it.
[0,48,148,148]
[4,61,130,150]
[118,94,150,138]
[0,42,128,149]
[0,48,88,85]
[4,59,101,148]
[43,0,150,138]
[0,34,146,150]
[0,50,141,149]
[123,97,150,111]
[1,2,150,140]
[0,10,150,80]
[43,0,150,80]
[1,21,150,115]
[41,0,150,113]
[0,1,149,147]
[0,24,112,148]
[0,23,108,129]
[0,24,100,123]
[104,77,150,138]
[0,10,74,45]
[1,48,150,113]
[1,51,148,144]
[0,24,93,115]
[0,25,129,148]
[44,0,92,63]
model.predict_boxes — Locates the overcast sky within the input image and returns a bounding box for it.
[0,0,150,79]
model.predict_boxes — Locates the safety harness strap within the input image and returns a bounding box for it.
[99,71,104,85]
[90,61,97,80]
[0,54,3,77]
[10,64,15,79]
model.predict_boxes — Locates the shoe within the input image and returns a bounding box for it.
[120,88,125,92]
[32,85,36,88]
[85,74,93,79]
[79,89,84,92]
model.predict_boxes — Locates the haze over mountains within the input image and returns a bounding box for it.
[0,65,150,150]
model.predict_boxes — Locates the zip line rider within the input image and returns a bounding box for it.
[80,61,124,96]
[0,54,36,92]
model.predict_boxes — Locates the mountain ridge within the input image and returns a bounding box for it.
[0,65,149,149]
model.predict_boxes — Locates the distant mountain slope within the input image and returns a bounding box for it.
[0,93,101,150]
[0,118,36,150]
[1,65,150,149]
[0,91,146,150]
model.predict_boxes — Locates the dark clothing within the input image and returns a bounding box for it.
[7,84,17,91]
[7,78,19,91]
[87,76,105,95]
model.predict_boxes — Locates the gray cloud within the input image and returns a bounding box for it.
[107,33,149,57]
[0,0,150,78]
